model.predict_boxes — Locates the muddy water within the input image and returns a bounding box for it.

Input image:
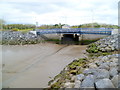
[2,43,87,88]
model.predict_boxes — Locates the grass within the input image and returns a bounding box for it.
[2,29,33,33]
[18,29,33,33]
[68,58,87,70]
[79,39,99,45]
[45,39,99,45]
[86,43,98,53]
[45,39,60,44]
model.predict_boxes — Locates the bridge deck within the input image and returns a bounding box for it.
[36,28,112,35]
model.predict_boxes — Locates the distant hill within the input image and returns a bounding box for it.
[71,23,119,29]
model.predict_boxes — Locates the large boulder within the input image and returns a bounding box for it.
[76,74,85,81]
[81,75,95,88]
[74,80,81,88]
[95,78,115,88]
[95,69,110,79]
[109,68,118,77]
[64,82,74,88]
[111,75,118,88]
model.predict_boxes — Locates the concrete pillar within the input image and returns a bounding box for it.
[59,34,63,44]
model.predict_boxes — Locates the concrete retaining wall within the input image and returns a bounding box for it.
[112,29,119,35]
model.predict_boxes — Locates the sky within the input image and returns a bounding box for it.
[0,0,119,25]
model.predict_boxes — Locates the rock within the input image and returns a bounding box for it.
[95,79,115,88]
[64,82,74,88]
[74,80,81,88]
[81,75,95,88]
[76,74,85,81]
[88,63,97,69]
[97,56,104,60]
[95,61,103,66]
[65,67,68,71]
[101,56,109,62]
[65,79,70,82]
[1,31,42,45]
[100,48,106,52]
[99,63,110,70]
[109,68,118,77]
[111,75,118,88]
[71,76,77,82]
[110,58,118,63]
[83,68,97,75]
[111,40,116,43]
[105,47,112,51]
[93,34,120,51]
[111,47,115,50]
[109,62,118,67]
[95,69,110,79]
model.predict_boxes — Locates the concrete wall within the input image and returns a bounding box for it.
[39,34,109,40]
[81,34,109,40]
[43,34,60,39]
[112,29,119,35]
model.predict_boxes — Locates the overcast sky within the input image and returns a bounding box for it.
[0,0,119,25]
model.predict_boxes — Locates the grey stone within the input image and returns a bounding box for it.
[105,47,112,51]
[74,80,81,88]
[77,74,85,81]
[109,68,118,77]
[88,63,97,69]
[95,78,115,88]
[109,62,118,67]
[110,58,118,63]
[95,69,110,79]
[83,69,97,75]
[64,82,74,88]
[71,76,77,82]
[111,47,115,50]
[102,56,108,62]
[111,75,118,88]
[94,34,120,52]
[1,31,42,45]
[100,48,106,52]
[111,40,116,43]
[99,63,110,70]
[95,61,103,66]
[81,75,95,88]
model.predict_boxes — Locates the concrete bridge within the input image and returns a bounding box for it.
[36,28,112,35]
[30,28,113,44]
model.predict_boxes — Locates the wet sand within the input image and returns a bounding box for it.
[2,43,87,88]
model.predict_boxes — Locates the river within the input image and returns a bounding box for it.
[1,43,87,88]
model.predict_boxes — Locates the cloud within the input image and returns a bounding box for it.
[0,0,119,25]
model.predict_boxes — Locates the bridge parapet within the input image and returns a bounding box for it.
[36,28,112,35]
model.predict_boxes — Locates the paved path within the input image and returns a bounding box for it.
[2,43,87,88]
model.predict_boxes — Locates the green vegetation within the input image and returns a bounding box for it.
[1,19,119,31]
[88,52,112,58]
[38,23,62,29]
[68,58,87,70]
[1,39,42,45]
[3,24,36,30]
[48,58,88,88]
[71,22,119,29]
[45,39,60,44]
[86,43,98,53]
[86,43,113,58]
[80,39,99,45]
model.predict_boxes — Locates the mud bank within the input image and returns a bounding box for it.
[2,43,87,88]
